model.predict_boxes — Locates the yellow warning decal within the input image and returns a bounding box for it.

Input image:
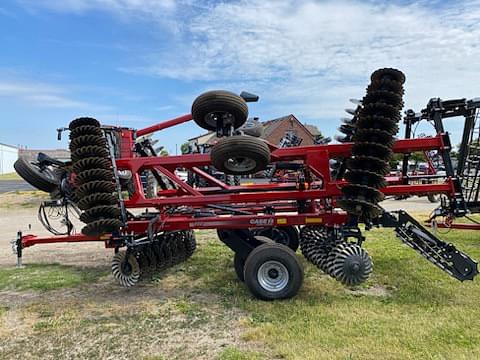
[277,218,287,225]
[305,217,322,224]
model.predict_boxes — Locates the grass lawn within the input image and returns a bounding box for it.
[0,216,479,359]
[0,190,48,208]
[0,172,21,180]
[0,263,108,291]
[188,223,480,359]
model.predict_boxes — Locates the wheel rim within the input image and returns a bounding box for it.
[224,157,256,172]
[257,260,289,292]
[36,164,59,182]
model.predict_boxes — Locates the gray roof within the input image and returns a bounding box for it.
[0,142,18,149]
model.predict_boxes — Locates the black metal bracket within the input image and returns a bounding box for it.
[217,229,264,261]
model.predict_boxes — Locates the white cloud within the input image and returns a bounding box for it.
[109,0,480,127]
[0,79,111,109]
[18,0,181,31]
[18,0,177,14]
[16,0,480,141]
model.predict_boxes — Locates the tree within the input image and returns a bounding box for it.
[180,142,191,154]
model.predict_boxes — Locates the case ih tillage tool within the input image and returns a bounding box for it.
[12,69,479,300]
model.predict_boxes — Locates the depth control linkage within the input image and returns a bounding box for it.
[378,210,478,281]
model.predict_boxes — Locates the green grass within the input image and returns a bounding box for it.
[218,346,263,360]
[0,172,21,180]
[186,224,480,360]
[0,190,48,208]
[1,219,479,359]
[0,263,108,291]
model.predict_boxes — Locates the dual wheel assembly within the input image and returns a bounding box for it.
[192,90,271,176]
[223,224,372,300]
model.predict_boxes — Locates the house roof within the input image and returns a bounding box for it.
[304,124,321,136]
[0,142,18,149]
[262,115,293,138]
[187,114,320,144]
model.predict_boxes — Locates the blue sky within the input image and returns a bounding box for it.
[0,0,479,153]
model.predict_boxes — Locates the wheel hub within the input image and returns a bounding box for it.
[257,260,289,292]
[224,157,256,172]
[268,268,279,278]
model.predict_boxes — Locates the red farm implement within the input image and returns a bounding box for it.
[12,69,479,300]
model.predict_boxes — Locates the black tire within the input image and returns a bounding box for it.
[234,253,246,282]
[244,243,303,301]
[14,157,61,193]
[73,157,111,174]
[427,194,439,203]
[71,145,109,163]
[191,90,248,131]
[69,117,100,130]
[211,136,270,175]
[252,226,299,252]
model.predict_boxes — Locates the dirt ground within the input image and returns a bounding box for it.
[0,196,270,359]
[0,193,442,359]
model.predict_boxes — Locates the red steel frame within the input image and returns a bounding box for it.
[19,114,464,249]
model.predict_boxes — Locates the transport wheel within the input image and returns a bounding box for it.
[243,243,303,301]
[14,157,61,193]
[234,253,246,282]
[210,136,270,175]
[252,226,299,252]
[427,194,439,203]
[233,234,272,281]
[191,90,248,131]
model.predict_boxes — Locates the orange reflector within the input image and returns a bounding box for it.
[305,217,322,224]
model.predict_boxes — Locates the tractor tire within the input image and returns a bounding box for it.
[14,157,61,193]
[191,90,248,131]
[210,136,270,175]
[244,243,303,301]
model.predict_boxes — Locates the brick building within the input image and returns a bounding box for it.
[261,115,318,146]
[188,114,321,148]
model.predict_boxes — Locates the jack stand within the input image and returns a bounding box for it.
[15,231,24,268]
